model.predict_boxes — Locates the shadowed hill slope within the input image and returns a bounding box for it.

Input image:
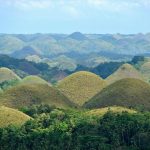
[57,71,106,106]
[84,78,150,110]
[106,63,144,84]
[0,106,30,127]
[0,84,75,109]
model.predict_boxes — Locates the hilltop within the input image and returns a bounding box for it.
[11,46,40,59]
[84,78,150,110]
[0,67,21,83]
[0,84,75,109]
[21,75,51,85]
[0,106,30,127]
[68,32,88,40]
[86,106,136,117]
[106,63,144,84]
[140,61,150,82]
[57,71,106,106]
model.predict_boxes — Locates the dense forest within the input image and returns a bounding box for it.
[0,104,150,150]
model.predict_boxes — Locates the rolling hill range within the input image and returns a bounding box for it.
[106,63,144,84]
[0,106,30,128]
[0,67,21,83]
[84,78,150,110]
[1,33,150,56]
[0,83,75,109]
[57,71,106,106]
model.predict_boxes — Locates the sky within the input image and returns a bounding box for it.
[0,0,150,34]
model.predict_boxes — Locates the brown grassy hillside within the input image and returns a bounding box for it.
[21,75,51,85]
[86,106,136,117]
[0,83,75,109]
[106,63,144,84]
[57,71,106,106]
[0,67,21,83]
[140,62,150,82]
[0,106,30,127]
[84,78,150,110]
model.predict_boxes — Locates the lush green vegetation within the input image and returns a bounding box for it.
[91,61,124,79]
[0,79,20,90]
[0,105,150,150]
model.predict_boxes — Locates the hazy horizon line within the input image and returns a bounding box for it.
[1,32,150,35]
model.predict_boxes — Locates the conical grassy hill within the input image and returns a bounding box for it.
[0,106,30,128]
[140,62,150,82]
[106,63,144,84]
[0,83,75,109]
[0,67,21,83]
[57,71,106,106]
[21,75,51,85]
[84,78,150,110]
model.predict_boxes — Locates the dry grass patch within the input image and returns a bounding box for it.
[0,83,75,109]
[21,75,51,85]
[106,63,144,85]
[84,78,150,110]
[0,67,21,83]
[140,62,150,82]
[57,71,106,106]
[86,106,136,117]
[0,106,30,128]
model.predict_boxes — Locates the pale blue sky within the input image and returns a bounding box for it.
[0,0,150,34]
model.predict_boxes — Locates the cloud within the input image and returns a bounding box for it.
[1,0,150,12]
[87,0,150,12]
[0,0,52,9]
[64,6,80,18]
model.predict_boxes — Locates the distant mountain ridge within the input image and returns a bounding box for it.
[11,46,40,59]
[0,33,150,57]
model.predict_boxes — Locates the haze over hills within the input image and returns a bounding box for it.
[1,33,150,57]
[11,46,40,59]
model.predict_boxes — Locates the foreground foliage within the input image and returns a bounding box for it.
[0,105,150,150]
